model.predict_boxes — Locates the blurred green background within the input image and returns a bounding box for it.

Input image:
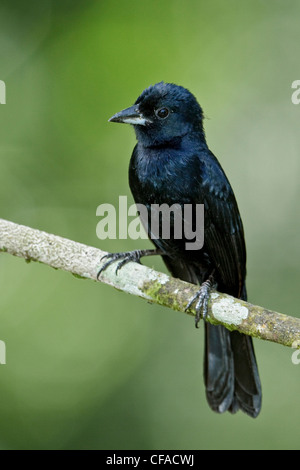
[0,0,299,450]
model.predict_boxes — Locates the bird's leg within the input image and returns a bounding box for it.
[97,248,163,278]
[185,273,216,328]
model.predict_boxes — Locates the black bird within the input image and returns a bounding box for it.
[100,82,262,417]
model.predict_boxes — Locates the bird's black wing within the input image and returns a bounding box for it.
[195,150,246,299]
[163,150,261,417]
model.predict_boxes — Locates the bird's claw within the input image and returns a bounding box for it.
[185,278,214,328]
[97,251,143,279]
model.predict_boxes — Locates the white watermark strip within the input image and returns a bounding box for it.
[0,341,6,365]
[291,80,300,105]
[0,80,6,104]
[96,196,204,251]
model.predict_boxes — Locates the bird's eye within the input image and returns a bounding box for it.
[155,107,169,119]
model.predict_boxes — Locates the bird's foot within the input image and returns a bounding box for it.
[185,275,215,328]
[97,248,162,278]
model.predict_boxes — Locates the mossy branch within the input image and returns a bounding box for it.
[0,218,299,349]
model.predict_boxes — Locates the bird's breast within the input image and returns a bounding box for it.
[130,144,201,205]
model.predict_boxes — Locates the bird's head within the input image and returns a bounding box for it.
[109,82,204,147]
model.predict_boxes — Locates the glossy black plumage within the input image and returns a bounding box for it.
[109,82,262,417]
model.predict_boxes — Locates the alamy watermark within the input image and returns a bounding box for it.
[96,196,204,250]
[0,341,6,365]
[291,341,300,365]
[291,80,300,105]
[0,80,6,104]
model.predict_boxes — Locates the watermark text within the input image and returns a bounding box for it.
[96,196,204,250]
[0,340,6,364]
[291,80,300,105]
[0,80,6,104]
[291,340,300,365]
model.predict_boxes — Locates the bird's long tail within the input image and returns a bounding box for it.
[204,280,261,417]
[204,322,261,417]
[163,256,262,417]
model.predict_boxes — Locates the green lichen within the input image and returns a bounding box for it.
[72,273,86,280]
[142,277,194,315]
[143,279,175,308]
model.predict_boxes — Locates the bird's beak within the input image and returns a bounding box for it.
[109,105,151,126]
